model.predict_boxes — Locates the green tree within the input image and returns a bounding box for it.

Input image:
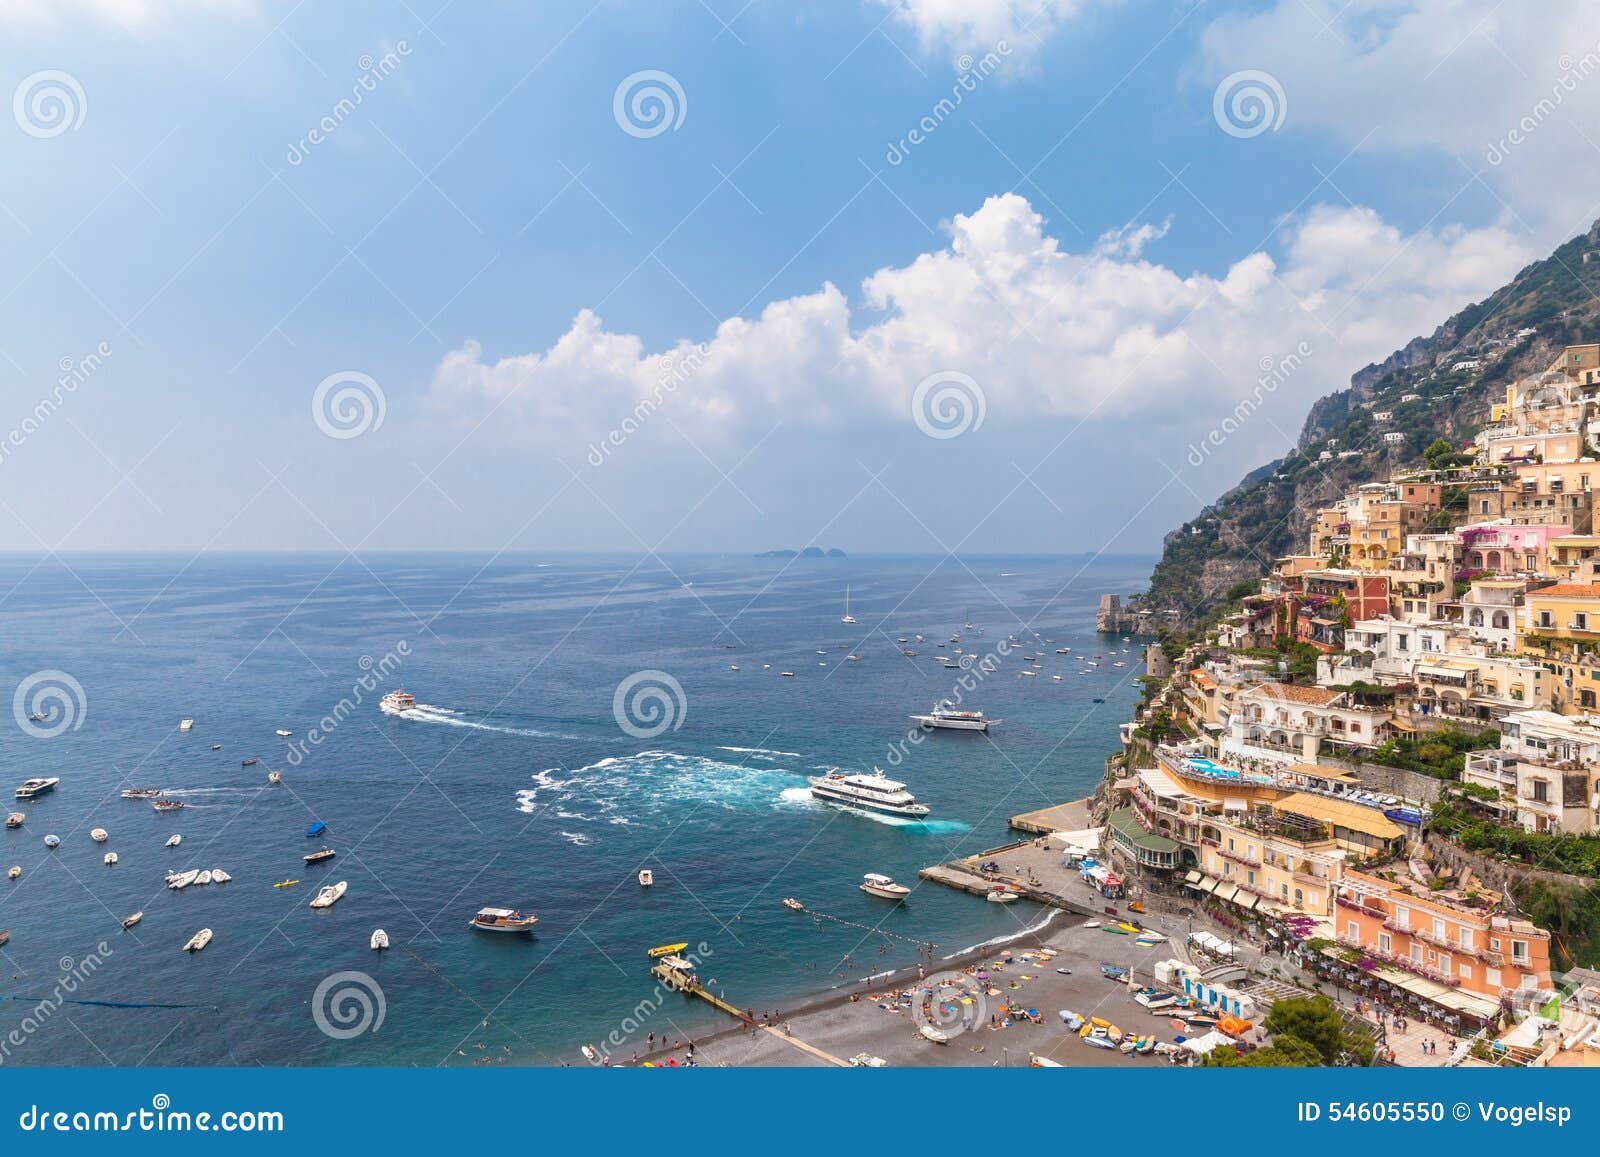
[1263,995,1347,1065]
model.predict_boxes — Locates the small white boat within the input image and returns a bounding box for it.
[211,868,231,883]
[5,812,21,828]
[121,911,142,929]
[309,880,348,909]
[90,827,108,843]
[193,870,213,886]
[729,664,740,671]
[782,897,805,911]
[580,1045,600,1064]
[165,834,182,847]
[275,728,293,737]
[780,671,794,678]
[918,1024,949,1044]
[1082,1034,1116,1050]
[211,744,221,751]
[169,869,200,890]
[179,717,195,731]
[183,928,212,952]
[7,866,19,880]
[43,834,59,849]
[267,771,281,784]
[371,929,389,950]
[637,868,653,887]
[987,889,1019,903]
[103,852,118,866]
[860,872,910,900]
[850,1052,887,1067]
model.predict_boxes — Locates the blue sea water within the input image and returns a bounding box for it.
[0,552,1149,1066]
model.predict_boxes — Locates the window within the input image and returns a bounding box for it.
[1246,870,1256,886]
[1410,943,1423,964]
[1393,905,1409,930]
[1460,928,1474,951]
[1532,779,1549,803]
[1460,962,1473,980]
[1486,967,1502,987]
[1433,917,1446,940]
[1378,933,1391,954]
[1513,940,1530,963]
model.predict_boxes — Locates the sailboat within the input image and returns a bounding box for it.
[840,585,857,625]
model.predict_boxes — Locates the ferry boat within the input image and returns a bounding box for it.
[860,873,911,900]
[380,689,417,716]
[121,787,162,799]
[15,777,59,800]
[469,907,539,934]
[908,706,992,732]
[808,768,930,818]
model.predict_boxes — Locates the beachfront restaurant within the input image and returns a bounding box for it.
[1106,807,1179,873]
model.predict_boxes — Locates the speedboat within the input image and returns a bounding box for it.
[859,873,910,900]
[379,689,417,716]
[211,868,231,883]
[782,897,805,912]
[987,888,1019,903]
[5,812,22,829]
[15,777,59,800]
[275,729,293,737]
[371,929,389,950]
[168,869,200,890]
[179,718,194,731]
[103,852,118,866]
[469,907,538,933]
[121,911,142,930]
[165,834,182,847]
[120,787,161,799]
[183,928,212,952]
[153,799,185,812]
[309,880,348,909]
[90,827,108,843]
[638,868,653,887]
[43,834,59,849]
[303,847,336,864]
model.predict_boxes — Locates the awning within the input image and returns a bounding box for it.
[1236,893,1260,911]
[1214,882,1240,903]
[1183,870,1202,884]
[1197,876,1221,894]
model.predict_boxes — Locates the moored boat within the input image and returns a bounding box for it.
[168,869,200,890]
[6,867,18,880]
[859,872,910,900]
[637,868,653,887]
[5,812,22,829]
[165,834,182,847]
[183,928,212,952]
[917,1024,949,1044]
[193,870,213,886]
[309,880,348,909]
[241,758,258,767]
[179,718,194,732]
[469,907,538,934]
[371,929,389,950]
[15,777,59,800]
[121,911,142,930]
[43,834,59,849]
[782,897,804,911]
[275,729,293,737]
[90,827,108,843]
[103,852,117,866]
[211,868,231,883]
[267,771,281,784]
[303,847,336,864]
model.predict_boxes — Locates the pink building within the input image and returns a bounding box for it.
[1456,522,1570,574]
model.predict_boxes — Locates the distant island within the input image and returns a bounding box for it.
[754,547,847,559]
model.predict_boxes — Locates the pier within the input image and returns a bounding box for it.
[916,796,1106,915]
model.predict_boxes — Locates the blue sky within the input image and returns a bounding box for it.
[2,0,1596,555]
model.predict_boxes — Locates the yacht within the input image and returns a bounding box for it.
[179,718,194,732]
[121,787,162,799]
[909,706,992,732]
[841,586,858,625]
[15,777,59,800]
[469,907,539,934]
[5,813,22,829]
[859,873,911,900]
[807,768,930,818]
[309,880,348,909]
[380,689,417,716]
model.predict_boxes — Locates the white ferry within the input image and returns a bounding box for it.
[14,778,59,800]
[909,706,992,732]
[807,768,930,818]
[380,689,417,716]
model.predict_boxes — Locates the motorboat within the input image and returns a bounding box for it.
[211,744,222,751]
[782,897,805,912]
[309,880,348,909]
[103,852,118,866]
[987,888,1019,903]
[267,771,282,784]
[780,671,794,678]
[5,812,22,828]
[0,930,9,948]
[120,787,161,799]
[165,834,182,847]
[168,869,200,890]
[307,821,327,838]
[303,847,336,864]
[638,868,653,887]
[380,689,417,715]
[90,827,108,843]
[275,729,293,737]
[371,929,389,950]
[469,907,538,933]
[211,868,231,883]
[241,758,258,767]
[859,873,910,900]
[729,664,740,671]
[193,870,213,886]
[121,911,142,930]
[809,768,930,818]
[6,867,17,880]
[43,834,59,849]
[153,799,185,812]
[183,928,212,952]
[15,777,59,800]
[179,718,194,731]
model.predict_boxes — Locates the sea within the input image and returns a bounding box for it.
[0,552,1151,1066]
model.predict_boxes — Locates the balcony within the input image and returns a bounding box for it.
[1218,845,1262,869]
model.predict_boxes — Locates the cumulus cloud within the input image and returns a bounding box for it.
[1195,0,1600,233]
[429,193,1532,455]
[872,0,1101,60]
[1,0,248,28]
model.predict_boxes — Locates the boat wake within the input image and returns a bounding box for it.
[775,787,971,834]
[393,702,588,742]
[717,745,803,761]
[516,751,807,840]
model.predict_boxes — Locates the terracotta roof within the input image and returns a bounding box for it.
[1244,682,1342,706]
[1275,793,1403,841]
[1531,583,1600,599]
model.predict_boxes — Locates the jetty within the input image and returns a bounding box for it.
[917,796,1109,915]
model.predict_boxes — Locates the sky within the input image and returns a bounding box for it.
[3,0,1599,557]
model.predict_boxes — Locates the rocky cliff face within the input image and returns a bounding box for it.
[1139,219,1600,626]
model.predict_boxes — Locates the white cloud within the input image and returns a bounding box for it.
[1195,0,1600,234]
[429,193,1532,455]
[0,0,247,28]
[872,0,1099,61]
